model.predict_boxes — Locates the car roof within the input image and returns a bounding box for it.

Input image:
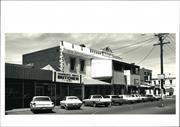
[105,95,118,96]
[66,96,78,98]
[33,96,50,98]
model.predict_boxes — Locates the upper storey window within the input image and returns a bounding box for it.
[70,57,76,72]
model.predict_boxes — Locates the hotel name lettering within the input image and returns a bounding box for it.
[56,73,80,83]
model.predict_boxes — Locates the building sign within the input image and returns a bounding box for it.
[157,74,165,80]
[59,45,65,72]
[55,72,80,83]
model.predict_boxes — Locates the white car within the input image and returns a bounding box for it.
[131,94,142,102]
[104,95,124,105]
[83,95,111,107]
[153,95,162,101]
[119,95,136,104]
[30,96,54,113]
[60,96,82,110]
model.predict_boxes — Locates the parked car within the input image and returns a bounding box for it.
[131,94,142,103]
[60,96,82,110]
[30,96,54,113]
[104,95,124,105]
[145,94,156,101]
[153,95,162,101]
[83,95,111,107]
[119,95,136,104]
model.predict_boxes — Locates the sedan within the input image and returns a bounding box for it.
[145,94,156,102]
[60,96,82,110]
[153,95,162,101]
[119,95,136,104]
[104,95,124,105]
[30,96,54,113]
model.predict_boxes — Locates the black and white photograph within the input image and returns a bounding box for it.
[1,1,179,127]
[5,33,176,115]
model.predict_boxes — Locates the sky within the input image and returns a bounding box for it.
[5,33,176,78]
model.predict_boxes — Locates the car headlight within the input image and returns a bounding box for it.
[32,103,36,107]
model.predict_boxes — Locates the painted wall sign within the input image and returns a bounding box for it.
[55,72,80,83]
[59,45,65,72]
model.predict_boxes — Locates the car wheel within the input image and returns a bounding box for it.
[93,102,96,107]
[33,110,38,114]
[65,106,69,110]
[48,109,52,112]
[108,103,112,107]
[84,102,87,106]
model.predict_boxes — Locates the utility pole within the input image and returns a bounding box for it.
[153,33,170,107]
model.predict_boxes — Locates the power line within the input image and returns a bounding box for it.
[165,44,176,53]
[137,46,155,64]
[119,37,157,56]
[112,37,155,51]
[168,34,175,41]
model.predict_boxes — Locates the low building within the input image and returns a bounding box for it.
[151,77,176,96]
[139,68,153,95]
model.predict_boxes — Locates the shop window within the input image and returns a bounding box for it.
[70,57,76,71]
[80,59,85,72]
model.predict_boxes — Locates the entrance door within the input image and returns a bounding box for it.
[35,86,44,96]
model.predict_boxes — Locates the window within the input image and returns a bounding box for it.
[80,59,85,72]
[134,79,139,85]
[135,68,139,74]
[169,80,172,84]
[154,80,156,85]
[70,57,76,71]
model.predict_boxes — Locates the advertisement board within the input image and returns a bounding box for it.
[55,72,80,84]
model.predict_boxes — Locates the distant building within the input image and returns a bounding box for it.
[151,77,176,96]
[139,68,153,95]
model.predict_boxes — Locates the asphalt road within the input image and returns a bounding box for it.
[6,98,175,115]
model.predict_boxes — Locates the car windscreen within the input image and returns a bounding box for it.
[92,95,102,98]
[67,97,79,100]
[34,97,50,101]
[112,96,120,98]
[103,96,110,98]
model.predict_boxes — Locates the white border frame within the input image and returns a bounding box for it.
[1,1,180,127]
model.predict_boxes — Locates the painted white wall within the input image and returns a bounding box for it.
[91,59,112,78]
[124,70,131,85]
[124,70,140,85]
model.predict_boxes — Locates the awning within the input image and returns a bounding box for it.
[82,77,111,85]
[140,84,153,88]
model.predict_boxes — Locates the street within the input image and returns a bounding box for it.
[6,98,175,115]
